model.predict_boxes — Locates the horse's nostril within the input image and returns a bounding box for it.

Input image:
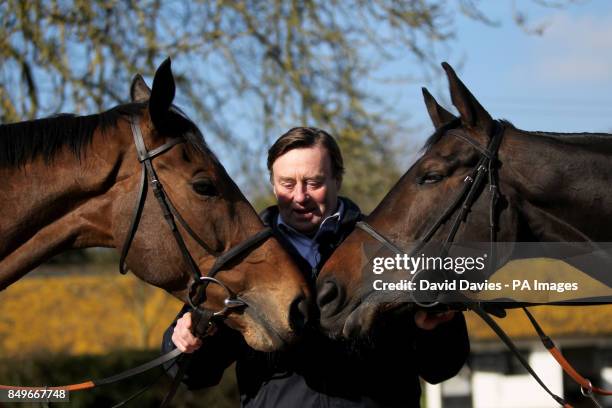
[317,279,344,318]
[289,295,309,334]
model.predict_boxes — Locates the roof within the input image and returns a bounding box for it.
[465,304,612,342]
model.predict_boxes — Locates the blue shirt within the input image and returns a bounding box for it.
[276,200,344,270]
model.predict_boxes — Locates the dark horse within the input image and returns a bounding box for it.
[317,62,612,339]
[0,59,310,352]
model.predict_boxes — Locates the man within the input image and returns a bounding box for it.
[163,127,469,407]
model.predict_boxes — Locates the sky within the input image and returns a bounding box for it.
[9,1,610,192]
[218,0,612,185]
[397,0,612,145]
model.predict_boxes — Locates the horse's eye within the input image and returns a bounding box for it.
[192,179,218,196]
[417,173,444,185]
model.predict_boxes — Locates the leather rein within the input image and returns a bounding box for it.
[0,114,275,406]
[120,115,274,330]
[355,120,612,407]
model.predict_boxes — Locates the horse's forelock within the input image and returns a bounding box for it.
[421,118,462,152]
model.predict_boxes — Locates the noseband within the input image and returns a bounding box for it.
[119,115,274,334]
[0,115,277,407]
[355,121,612,406]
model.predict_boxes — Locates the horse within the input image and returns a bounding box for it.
[0,59,310,352]
[316,62,612,339]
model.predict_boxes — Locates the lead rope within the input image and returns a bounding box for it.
[523,307,612,398]
[353,121,599,407]
[0,348,183,393]
[158,306,215,408]
[111,359,179,408]
[470,305,572,407]
[0,115,272,406]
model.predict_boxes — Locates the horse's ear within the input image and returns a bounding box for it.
[149,58,176,131]
[130,74,151,103]
[422,87,457,129]
[442,62,493,133]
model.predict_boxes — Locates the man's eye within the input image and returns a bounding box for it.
[307,181,323,188]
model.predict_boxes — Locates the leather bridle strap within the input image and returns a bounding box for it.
[355,221,404,255]
[357,123,504,298]
[523,307,612,397]
[124,116,280,408]
[471,305,572,407]
[425,122,504,251]
[1,115,278,406]
[351,122,593,407]
[186,227,274,314]
[209,227,274,278]
[119,118,185,275]
[0,348,182,392]
[113,115,273,405]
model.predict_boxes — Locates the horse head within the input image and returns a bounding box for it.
[0,59,311,352]
[316,62,529,339]
[120,60,314,351]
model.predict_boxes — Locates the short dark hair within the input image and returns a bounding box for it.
[267,127,344,181]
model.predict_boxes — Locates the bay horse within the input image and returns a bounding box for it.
[0,59,310,352]
[316,62,612,339]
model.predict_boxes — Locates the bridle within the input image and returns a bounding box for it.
[120,114,275,334]
[0,114,280,405]
[356,118,504,309]
[354,120,612,407]
[119,114,279,407]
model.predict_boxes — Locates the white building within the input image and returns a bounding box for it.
[425,306,612,408]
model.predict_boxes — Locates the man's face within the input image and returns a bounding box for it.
[271,145,340,235]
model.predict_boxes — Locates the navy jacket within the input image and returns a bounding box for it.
[162,197,470,407]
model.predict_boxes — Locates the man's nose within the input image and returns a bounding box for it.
[294,185,308,203]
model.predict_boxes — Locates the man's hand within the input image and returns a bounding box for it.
[172,312,203,353]
[414,310,455,331]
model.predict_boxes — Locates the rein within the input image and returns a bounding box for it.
[357,120,504,308]
[121,115,276,329]
[355,121,611,407]
[0,115,275,406]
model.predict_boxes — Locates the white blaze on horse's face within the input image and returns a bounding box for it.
[272,145,341,235]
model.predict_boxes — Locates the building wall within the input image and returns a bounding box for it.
[425,341,612,408]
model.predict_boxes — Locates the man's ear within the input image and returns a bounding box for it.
[335,177,342,191]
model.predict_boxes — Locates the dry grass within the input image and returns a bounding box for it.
[0,269,182,357]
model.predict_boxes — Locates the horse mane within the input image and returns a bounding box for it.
[0,103,145,167]
[0,102,213,168]
[422,118,612,153]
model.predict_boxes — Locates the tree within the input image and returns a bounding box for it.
[0,0,581,211]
